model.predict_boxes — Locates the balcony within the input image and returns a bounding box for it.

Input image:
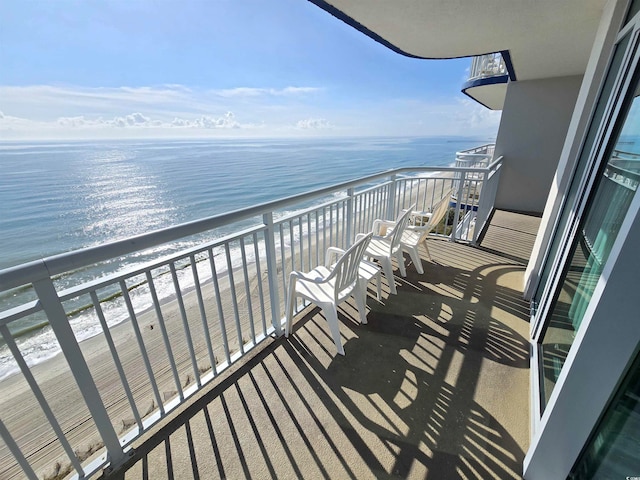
[0,148,540,479]
[462,53,512,110]
[454,143,495,169]
[119,214,537,479]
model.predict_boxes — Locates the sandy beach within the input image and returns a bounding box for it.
[0,173,456,480]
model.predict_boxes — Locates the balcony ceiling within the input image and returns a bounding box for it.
[463,82,509,110]
[312,0,608,81]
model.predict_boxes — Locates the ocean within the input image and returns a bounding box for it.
[0,136,486,378]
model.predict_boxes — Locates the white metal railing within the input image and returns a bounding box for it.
[470,156,504,243]
[581,162,640,266]
[455,144,495,169]
[468,53,507,81]
[451,145,497,242]
[0,157,503,479]
[611,148,640,161]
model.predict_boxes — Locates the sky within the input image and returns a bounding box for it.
[0,0,501,140]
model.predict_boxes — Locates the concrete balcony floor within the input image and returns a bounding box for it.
[111,210,539,480]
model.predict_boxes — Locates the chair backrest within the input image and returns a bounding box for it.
[331,232,372,302]
[418,190,453,241]
[389,204,415,254]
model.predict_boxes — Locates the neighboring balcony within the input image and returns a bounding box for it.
[462,52,512,110]
[0,147,539,479]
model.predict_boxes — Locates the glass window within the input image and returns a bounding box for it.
[539,72,640,409]
[569,351,640,479]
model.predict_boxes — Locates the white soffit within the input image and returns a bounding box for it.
[315,0,608,81]
[465,83,508,110]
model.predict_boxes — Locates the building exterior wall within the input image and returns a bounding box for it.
[493,76,584,214]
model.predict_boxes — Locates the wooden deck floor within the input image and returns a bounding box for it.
[107,211,540,480]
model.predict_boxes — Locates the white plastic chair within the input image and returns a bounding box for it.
[325,246,382,304]
[285,233,373,355]
[404,192,452,271]
[356,205,414,295]
[381,192,452,274]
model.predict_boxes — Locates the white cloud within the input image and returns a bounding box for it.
[171,117,189,127]
[215,86,321,98]
[278,87,321,95]
[53,111,241,130]
[0,111,39,128]
[454,98,502,132]
[0,84,501,139]
[194,112,240,129]
[0,85,195,119]
[0,84,322,123]
[57,115,96,127]
[112,112,164,127]
[318,96,501,139]
[296,118,331,129]
[0,109,255,139]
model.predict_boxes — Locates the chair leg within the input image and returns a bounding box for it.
[380,258,396,295]
[408,245,424,274]
[353,283,368,324]
[323,305,345,355]
[396,251,407,277]
[423,239,432,261]
[358,278,369,307]
[285,277,296,337]
[364,271,381,301]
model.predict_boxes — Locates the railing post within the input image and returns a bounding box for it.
[263,212,282,336]
[451,170,466,242]
[31,272,126,469]
[473,157,503,244]
[470,56,479,78]
[473,169,491,245]
[387,174,397,220]
[346,187,354,246]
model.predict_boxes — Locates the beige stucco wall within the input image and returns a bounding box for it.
[493,75,584,214]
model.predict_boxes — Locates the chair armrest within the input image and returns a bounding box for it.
[325,246,345,267]
[358,231,386,243]
[372,219,396,236]
[289,270,326,284]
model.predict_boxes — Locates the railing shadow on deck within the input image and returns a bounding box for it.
[104,241,530,479]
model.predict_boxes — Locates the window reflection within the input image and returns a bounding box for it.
[570,352,640,478]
